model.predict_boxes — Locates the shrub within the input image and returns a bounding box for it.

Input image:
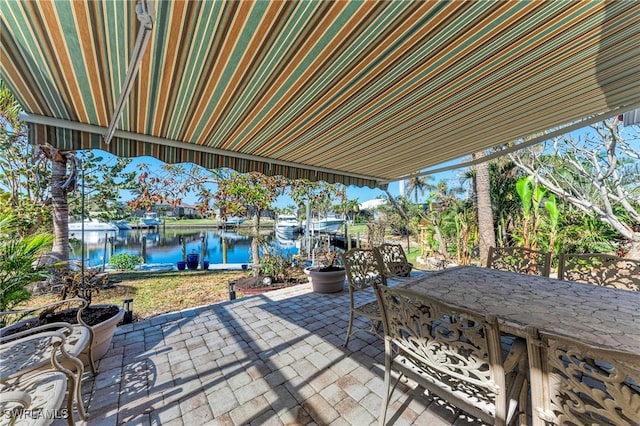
[49,262,107,304]
[109,252,143,271]
[0,214,52,312]
[259,254,289,280]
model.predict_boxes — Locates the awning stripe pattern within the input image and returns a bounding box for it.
[27,122,380,188]
[2,0,640,188]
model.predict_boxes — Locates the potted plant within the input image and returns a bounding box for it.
[304,253,346,293]
[1,262,124,365]
[186,250,199,270]
[51,264,124,362]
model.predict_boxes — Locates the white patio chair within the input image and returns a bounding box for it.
[1,298,97,423]
[0,371,68,426]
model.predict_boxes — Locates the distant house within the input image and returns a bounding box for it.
[359,198,387,221]
[133,203,203,219]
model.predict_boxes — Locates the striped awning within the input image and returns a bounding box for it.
[2,1,640,189]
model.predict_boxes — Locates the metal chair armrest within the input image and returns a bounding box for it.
[0,322,75,345]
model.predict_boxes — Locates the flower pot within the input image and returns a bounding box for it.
[80,305,125,365]
[203,261,210,270]
[304,266,345,293]
[186,253,199,270]
[177,261,186,270]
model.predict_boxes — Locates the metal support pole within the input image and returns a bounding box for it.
[102,233,108,272]
[228,281,236,300]
[80,158,88,300]
[122,298,134,324]
[141,235,147,263]
[306,200,311,259]
[200,234,206,269]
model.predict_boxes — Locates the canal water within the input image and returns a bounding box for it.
[69,228,304,268]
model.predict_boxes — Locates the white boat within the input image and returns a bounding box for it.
[141,212,163,226]
[112,219,132,230]
[275,234,301,249]
[310,216,345,234]
[68,219,119,232]
[217,216,246,228]
[275,214,301,237]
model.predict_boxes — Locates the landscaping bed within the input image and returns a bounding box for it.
[234,275,306,294]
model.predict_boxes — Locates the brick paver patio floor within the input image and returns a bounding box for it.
[72,280,488,426]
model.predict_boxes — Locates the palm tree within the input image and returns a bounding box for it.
[40,145,78,264]
[1,82,78,264]
[406,176,434,203]
[472,151,496,266]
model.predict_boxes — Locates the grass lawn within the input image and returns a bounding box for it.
[21,270,256,322]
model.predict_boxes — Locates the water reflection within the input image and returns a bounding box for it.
[69,228,302,267]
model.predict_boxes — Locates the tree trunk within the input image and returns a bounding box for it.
[50,157,69,263]
[473,151,496,266]
[627,234,640,259]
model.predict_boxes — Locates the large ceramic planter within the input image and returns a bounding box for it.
[81,305,125,365]
[186,253,199,270]
[304,266,346,293]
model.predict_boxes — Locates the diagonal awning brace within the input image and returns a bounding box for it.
[103,0,155,145]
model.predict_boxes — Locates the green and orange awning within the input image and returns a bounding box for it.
[2,0,640,188]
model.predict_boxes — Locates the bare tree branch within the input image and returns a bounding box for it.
[509,119,640,251]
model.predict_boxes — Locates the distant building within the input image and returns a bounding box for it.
[133,203,203,219]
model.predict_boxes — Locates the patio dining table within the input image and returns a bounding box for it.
[399,266,640,353]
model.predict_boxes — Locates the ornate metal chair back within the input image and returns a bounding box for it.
[341,248,387,293]
[376,286,527,425]
[487,246,551,277]
[526,327,640,426]
[340,248,388,347]
[558,253,640,291]
[375,243,413,278]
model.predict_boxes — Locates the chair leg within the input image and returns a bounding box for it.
[52,352,87,422]
[372,319,382,335]
[518,378,529,426]
[344,309,354,347]
[380,361,392,426]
